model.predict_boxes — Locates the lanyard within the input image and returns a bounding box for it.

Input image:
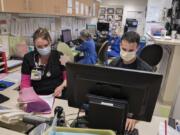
[34,54,46,69]
[34,54,51,77]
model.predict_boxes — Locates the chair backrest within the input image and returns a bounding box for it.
[98,40,109,65]
[57,42,74,62]
[139,44,163,67]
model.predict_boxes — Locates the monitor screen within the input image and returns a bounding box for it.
[61,29,72,43]
[86,24,96,36]
[66,63,163,122]
[97,22,110,32]
[126,19,138,27]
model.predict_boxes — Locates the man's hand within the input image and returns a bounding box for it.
[125,118,137,131]
[59,55,70,66]
[54,85,64,97]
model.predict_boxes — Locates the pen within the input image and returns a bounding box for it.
[165,120,167,135]
[50,113,57,135]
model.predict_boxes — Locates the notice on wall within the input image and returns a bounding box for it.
[146,6,161,22]
[0,35,9,58]
[0,20,9,35]
[85,5,88,16]
[81,3,84,15]
[67,0,73,14]
[67,0,73,8]
[93,3,96,17]
[67,8,73,14]
[75,1,79,14]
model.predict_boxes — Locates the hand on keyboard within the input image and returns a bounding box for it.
[124,128,139,135]
[125,119,137,131]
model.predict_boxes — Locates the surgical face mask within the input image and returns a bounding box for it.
[36,46,51,56]
[120,49,136,62]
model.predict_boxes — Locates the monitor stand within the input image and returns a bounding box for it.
[87,94,128,135]
[70,94,139,135]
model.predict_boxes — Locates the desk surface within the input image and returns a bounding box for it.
[147,33,180,46]
[0,127,24,135]
[0,86,168,135]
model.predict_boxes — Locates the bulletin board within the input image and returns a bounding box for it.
[98,6,123,28]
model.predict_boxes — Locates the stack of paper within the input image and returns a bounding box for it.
[7,60,22,68]
[0,105,27,124]
[49,132,98,135]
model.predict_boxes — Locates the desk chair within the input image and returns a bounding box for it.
[97,41,109,65]
[139,44,163,71]
[57,42,74,62]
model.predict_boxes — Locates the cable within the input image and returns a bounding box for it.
[67,118,77,122]
[65,113,79,117]
[76,109,81,127]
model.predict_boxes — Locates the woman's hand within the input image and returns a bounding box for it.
[59,55,70,66]
[54,80,67,97]
[125,118,137,131]
[17,97,27,111]
[54,85,64,97]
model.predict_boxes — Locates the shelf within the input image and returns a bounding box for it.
[0,62,5,66]
[0,68,5,72]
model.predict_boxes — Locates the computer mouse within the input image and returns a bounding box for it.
[0,83,7,88]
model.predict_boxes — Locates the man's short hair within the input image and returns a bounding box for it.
[121,31,140,45]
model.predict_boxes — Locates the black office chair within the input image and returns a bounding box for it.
[97,40,109,65]
[139,44,163,71]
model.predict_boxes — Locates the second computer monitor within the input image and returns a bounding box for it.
[61,29,72,43]
[97,22,110,32]
[67,63,163,122]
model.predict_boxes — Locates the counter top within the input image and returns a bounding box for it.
[147,33,180,46]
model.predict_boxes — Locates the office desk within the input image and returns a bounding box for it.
[0,86,168,135]
[147,33,180,106]
[0,127,24,135]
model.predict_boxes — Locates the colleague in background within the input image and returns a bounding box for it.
[76,29,97,65]
[9,38,29,59]
[21,27,67,97]
[107,29,121,58]
[110,31,153,131]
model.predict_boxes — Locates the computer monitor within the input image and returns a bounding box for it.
[66,63,163,134]
[97,22,110,32]
[61,29,72,43]
[126,19,138,28]
[86,24,96,36]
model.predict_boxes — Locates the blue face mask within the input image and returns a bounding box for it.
[36,46,51,56]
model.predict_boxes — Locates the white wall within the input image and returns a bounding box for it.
[171,76,180,119]
[100,0,148,35]
[0,13,89,43]
[101,0,148,25]
[145,0,173,35]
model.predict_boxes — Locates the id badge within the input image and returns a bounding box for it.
[31,69,42,81]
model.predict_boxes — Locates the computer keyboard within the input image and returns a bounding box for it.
[124,128,139,135]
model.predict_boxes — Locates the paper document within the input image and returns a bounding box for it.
[159,122,180,135]
[0,111,27,124]
[49,132,98,135]
[7,60,23,68]
[2,72,21,83]
[19,87,54,113]
[39,94,54,110]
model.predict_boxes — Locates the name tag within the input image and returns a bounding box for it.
[31,69,42,81]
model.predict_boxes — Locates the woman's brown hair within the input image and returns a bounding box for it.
[33,27,52,43]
